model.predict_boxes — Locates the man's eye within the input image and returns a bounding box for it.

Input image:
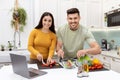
[74,17,77,20]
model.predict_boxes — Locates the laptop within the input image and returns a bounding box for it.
[10,53,47,79]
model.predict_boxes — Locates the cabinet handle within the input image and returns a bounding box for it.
[112,58,115,61]
[112,58,120,62]
[103,57,106,60]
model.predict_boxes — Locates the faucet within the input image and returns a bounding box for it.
[13,30,21,49]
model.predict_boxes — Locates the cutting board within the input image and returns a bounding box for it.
[37,63,63,69]
[89,67,109,72]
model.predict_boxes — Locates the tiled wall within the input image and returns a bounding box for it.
[84,28,120,49]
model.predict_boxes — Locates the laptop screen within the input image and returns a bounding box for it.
[10,53,47,79]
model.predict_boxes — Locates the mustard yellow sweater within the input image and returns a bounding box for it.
[28,29,57,59]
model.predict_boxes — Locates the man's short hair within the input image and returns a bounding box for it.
[67,8,80,15]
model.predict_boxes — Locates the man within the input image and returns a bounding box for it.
[56,8,101,59]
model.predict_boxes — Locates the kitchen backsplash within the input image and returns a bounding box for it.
[84,27,120,51]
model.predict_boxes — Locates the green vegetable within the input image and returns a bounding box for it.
[77,55,91,64]
[84,55,91,61]
[88,60,92,66]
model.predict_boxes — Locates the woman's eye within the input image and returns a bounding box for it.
[48,20,52,22]
[44,19,47,21]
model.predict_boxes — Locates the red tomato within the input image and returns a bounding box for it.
[49,65,53,68]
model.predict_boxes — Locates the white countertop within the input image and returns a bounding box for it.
[1,49,120,63]
[0,50,30,62]
[102,50,120,59]
[0,64,120,80]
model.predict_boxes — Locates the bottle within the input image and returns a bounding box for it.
[82,60,89,77]
[83,60,89,72]
[77,61,83,78]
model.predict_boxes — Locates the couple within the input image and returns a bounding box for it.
[27,8,101,64]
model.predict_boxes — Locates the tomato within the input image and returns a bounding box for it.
[97,65,103,69]
[41,61,57,68]
[89,66,92,70]
[94,64,98,68]
[91,66,95,70]
[49,64,53,68]
[42,64,49,67]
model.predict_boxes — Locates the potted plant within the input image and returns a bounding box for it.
[11,8,27,32]
[0,45,5,51]
[8,41,13,51]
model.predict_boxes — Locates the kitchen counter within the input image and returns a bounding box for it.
[0,64,120,80]
[0,50,30,63]
[0,50,120,63]
[101,50,120,59]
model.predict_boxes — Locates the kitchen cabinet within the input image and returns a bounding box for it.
[111,57,120,73]
[103,51,120,73]
[100,55,111,69]
[86,0,102,28]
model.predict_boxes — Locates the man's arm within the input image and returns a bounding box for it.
[56,40,64,58]
[77,41,101,58]
[56,40,62,52]
[85,41,101,55]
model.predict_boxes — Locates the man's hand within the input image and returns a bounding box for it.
[77,50,87,58]
[37,53,43,61]
[57,49,64,58]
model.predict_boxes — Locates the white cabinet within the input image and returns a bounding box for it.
[101,51,120,73]
[111,58,120,73]
[100,55,111,69]
[86,0,102,28]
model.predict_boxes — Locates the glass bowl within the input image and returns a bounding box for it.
[62,59,75,69]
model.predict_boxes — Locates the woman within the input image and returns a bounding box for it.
[28,12,56,64]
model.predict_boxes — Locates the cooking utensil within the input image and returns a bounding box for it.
[41,58,46,65]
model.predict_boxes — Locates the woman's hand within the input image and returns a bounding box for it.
[47,57,54,64]
[37,53,43,61]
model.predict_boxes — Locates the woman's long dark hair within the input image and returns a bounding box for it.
[35,12,56,33]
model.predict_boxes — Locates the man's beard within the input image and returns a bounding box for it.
[69,23,79,31]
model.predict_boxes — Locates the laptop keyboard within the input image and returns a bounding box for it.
[29,71,39,77]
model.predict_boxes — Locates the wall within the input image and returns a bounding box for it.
[34,0,102,28]
[0,0,103,49]
[88,27,120,50]
[0,0,34,49]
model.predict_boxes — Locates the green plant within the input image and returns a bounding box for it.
[11,8,27,32]
[8,41,13,50]
[0,45,5,51]
[1,45,4,48]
